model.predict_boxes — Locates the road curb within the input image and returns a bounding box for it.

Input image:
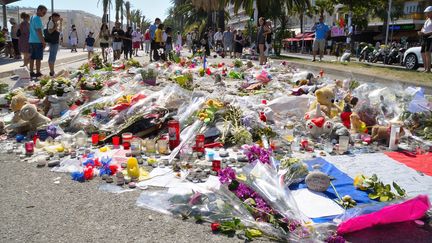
[0,53,88,79]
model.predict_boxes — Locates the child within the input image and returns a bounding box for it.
[85,32,95,60]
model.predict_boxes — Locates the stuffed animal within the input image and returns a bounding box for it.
[10,94,28,123]
[46,94,72,118]
[371,125,405,145]
[305,104,334,138]
[311,87,342,117]
[350,112,368,134]
[19,104,51,132]
[329,123,351,142]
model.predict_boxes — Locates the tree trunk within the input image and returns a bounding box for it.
[121,6,124,25]
[206,11,212,31]
[218,10,225,30]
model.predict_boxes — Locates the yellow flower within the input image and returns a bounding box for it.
[354,175,367,190]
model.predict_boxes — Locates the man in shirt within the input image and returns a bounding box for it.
[311,16,330,62]
[29,5,47,78]
[222,26,234,58]
[149,18,161,62]
[420,6,432,72]
[111,22,125,60]
[213,28,223,50]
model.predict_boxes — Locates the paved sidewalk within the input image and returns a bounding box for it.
[0,48,88,78]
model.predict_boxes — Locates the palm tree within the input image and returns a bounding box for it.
[115,0,123,23]
[97,0,112,23]
[130,9,142,29]
[229,0,310,19]
[314,0,334,17]
[124,1,131,27]
[190,0,226,29]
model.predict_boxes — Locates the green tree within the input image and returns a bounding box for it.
[314,0,334,17]
[115,0,123,23]
[124,1,131,27]
[370,0,405,42]
[97,0,112,24]
[229,0,310,19]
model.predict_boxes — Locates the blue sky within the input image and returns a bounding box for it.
[12,0,172,22]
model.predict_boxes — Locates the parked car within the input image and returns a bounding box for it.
[403,47,426,70]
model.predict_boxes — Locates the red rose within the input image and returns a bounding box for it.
[210,222,220,231]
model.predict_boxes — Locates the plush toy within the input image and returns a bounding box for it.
[46,94,72,118]
[311,87,342,117]
[340,95,359,129]
[371,125,405,144]
[350,112,368,134]
[329,122,351,142]
[19,104,51,132]
[305,104,334,138]
[10,94,28,123]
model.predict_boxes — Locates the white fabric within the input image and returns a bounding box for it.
[214,31,223,41]
[325,153,432,200]
[422,19,432,37]
[162,32,167,42]
[132,31,142,42]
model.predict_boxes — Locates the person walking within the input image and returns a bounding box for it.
[132,28,141,57]
[29,5,47,78]
[18,12,30,67]
[265,20,273,57]
[191,27,199,54]
[311,16,330,62]
[99,23,110,62]
[234,30,244,58]
[69,25,78,52]
[208,28,214,50]
[213,28,223,52]
[257,17,270,65]
[175,31,182,49]
[186,32,192,53]
[10,18,20,59]
[111,22,124,61]
[46,12,62,76]
[149,18,161,62]
[144,29,151,54]
[123,26,133,60]
[153,23,164,61]
[222,26,234,58]
[165,27,173,60]
[85,31,95,60]
[419,6,432,73]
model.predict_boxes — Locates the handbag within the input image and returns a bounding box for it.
[43,20,53,43]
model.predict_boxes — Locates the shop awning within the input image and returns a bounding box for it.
[1,0,20,4]
[283,32,315,42]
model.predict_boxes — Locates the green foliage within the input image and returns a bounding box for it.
[358,174,407,202]
[126,58,141,68]
[0,83,9,94]
[232,59,243,68]
[251,126,277,142]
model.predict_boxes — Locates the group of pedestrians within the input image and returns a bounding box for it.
[185,26,247,59]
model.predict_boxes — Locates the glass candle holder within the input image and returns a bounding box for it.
[157,139,168,154]
[112,136,120,148]
[91,133,99,146]
[146,139,156,154]
[122,132,133,144]
[25,142,34,155]
[339,136,350,153]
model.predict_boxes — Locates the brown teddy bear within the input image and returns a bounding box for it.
[350,112,368,134]
[310,87,342,117]
[371,124,405,145]
[10,94,28,123]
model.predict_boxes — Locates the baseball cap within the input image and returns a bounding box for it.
[425,6,432,13]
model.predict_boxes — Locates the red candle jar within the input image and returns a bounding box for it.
[25,142,34,155]
[122,133,133,144]
[168,120,180,150]
[195,134,205,153]
[91,133,99,146]
[212,160,221,172]
[123,142,130,150]
[112,136,120,148]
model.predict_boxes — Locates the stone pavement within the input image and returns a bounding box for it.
[0,48,88,79]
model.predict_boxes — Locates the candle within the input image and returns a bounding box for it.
[157,139,168,154]
[91,133,99,146]
[25,142,34,155]
[145,139,156,154]
[112,136,120,148]
[195,134,205,152]
[123,142,130,150]
[212,160,221,172]
[122,132,133,144]
[168,120,180,150]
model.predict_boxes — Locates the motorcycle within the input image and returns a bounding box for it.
[359,45,374,62]
[397,48,406,66]
[385,45,399,65]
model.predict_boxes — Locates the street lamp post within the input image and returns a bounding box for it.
[51,0,54,14]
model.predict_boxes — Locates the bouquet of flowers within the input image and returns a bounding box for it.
[126,58,141,68]
[140,68,158,85]
[77,74,104,91]
[41,77,74,97]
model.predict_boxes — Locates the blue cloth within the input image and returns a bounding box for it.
[48,43,59,63]
[313,23,330,40]
[85,37,95,47]
[29,15,43,43]
[30,43,43,60]
[289,157,374,223]
[149,24,157,40]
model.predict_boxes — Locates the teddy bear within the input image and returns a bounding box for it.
[350,112,368,134]
[10,94,28,123]
[371,125,405,145]
[304,104,334,138]
[310,87,342,118]
[19,104,51,133]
